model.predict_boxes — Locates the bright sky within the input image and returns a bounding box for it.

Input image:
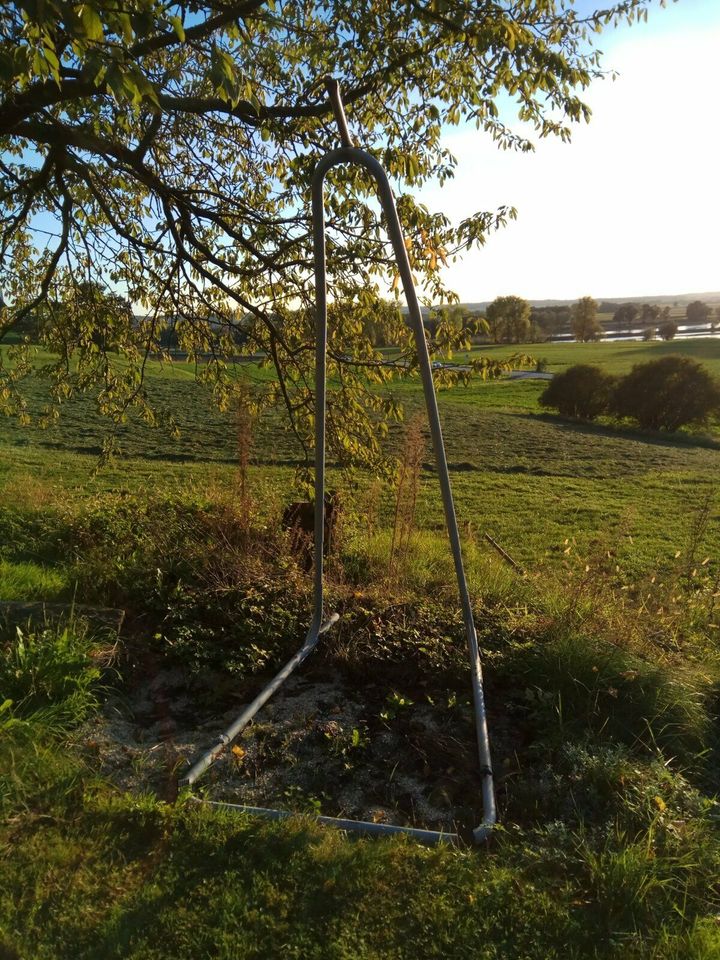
[417,0,720,303]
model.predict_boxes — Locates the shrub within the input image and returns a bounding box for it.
[156,577,310,678]
[539,364,615,420]
[612,355,720,431]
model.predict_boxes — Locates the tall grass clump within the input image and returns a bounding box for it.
[0,618,108,731]
[0,558,69,601]
[506,629,712,763]
[0,617,110,816]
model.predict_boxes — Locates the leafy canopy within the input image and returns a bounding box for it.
[0,0,664,468]
[571,296,602,342]
[485,295,531,344]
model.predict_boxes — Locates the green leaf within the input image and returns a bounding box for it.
[78,5,105,42]
[169,15,185,42]
[42,45,59,73]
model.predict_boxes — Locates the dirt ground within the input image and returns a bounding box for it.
[77,650,490,836]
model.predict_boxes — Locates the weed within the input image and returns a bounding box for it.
[380,691,415,721]
[389,414,425,582]
[235,385,254,530]
[322,721,370,768]
[0,618,108,731]
[281,784,324,814]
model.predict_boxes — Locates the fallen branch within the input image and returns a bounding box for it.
[483,533,525,575]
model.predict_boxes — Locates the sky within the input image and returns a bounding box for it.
[416,0,720,303]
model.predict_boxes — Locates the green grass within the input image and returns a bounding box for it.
[0,618,105,732]
[1,337,720,957]
[2,790,716,960]
[2,337,720,583]
[461,337,720,379]
[2,338,719,465]
[0,558,70,601]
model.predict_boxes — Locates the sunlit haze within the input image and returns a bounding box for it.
[416,0,720,303]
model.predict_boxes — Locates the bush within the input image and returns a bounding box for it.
[612,355,720,431]
[539,364,615,420]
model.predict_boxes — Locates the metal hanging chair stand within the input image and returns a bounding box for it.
[179,80,496,845]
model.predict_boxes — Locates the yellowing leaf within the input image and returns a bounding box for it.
[231,745,246,759]
[653,795,667,812]
[170,15,185,41]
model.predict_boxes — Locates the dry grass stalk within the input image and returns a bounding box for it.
[389,414,425,582]
[236,385,254,529]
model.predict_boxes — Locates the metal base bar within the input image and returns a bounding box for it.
[189,797,460,846]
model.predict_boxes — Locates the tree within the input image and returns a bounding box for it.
[613,303,638,335]
[658,319,677,341]
[0,0,663,467]
[641,303,661,327]
[687,301,711,327]
[612,356,720,431]
[485,296,531,344]
[530,306,571,341]
[539,364,615,420]
[658,307,677,341]
[571,297,602,342]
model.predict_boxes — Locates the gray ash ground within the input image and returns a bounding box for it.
[77,656,486,834]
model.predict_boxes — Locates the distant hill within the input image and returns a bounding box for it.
[453,292,720,312]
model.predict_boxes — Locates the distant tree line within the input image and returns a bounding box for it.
[480,295,604,343]
[475,296,720,345]
[540,357,720,432]
[10,285,720,353]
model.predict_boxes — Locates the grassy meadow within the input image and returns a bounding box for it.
[2,336,720,958]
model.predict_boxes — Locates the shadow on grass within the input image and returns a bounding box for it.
[516,411,720,453]
[612,339,720,364]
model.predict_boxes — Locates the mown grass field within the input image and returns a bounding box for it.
[2,337,720,958]
[3,336,719,578]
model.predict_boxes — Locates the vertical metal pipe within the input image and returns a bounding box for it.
[323,77,355,148]
[312,181,328,635]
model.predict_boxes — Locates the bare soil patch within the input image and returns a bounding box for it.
[78,648,493,836]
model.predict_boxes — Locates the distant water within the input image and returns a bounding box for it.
[551,325,719,343]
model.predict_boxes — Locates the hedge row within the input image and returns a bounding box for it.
[539,356,720,431]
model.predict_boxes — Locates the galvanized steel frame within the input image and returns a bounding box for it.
[180,82,496,845]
